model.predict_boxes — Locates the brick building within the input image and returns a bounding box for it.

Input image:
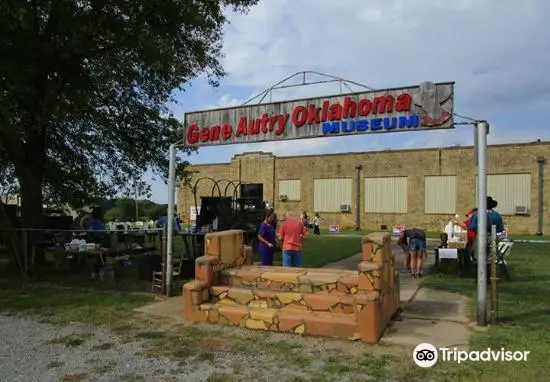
[177,141,550,234]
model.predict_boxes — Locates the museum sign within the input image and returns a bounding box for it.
[184,81,455,147]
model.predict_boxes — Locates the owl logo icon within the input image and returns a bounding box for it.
[413,343,439,367]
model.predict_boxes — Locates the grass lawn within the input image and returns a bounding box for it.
[302,235,362,267]
[1,236,547,381]
[416,242,549,381]
[263,235,362,268]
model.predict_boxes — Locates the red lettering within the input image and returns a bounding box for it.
[236,118,248,137]
[211,125,222,141]
[269,115,278,131]
[395,94,412,112]
[358,99,372,116]
[199,127,210,142]
[342,97,357,118]
[307,104,321,124]
[221,124,232,140]
[260,114,269,133]
[275,114,289,135]
[292,106,307,127]
[372,95,394,114]
[186,124,200,144]
[248,119,259,135]
[321,101,329,122]
[327,103,342,121]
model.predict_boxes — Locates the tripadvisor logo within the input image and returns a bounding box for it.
[413,343,530,368]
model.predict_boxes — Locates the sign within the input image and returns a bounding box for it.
[184,82,454,147]
[328,225,340,233]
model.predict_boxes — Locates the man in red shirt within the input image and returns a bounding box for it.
[278,211,308,267]
[463,208,478,243]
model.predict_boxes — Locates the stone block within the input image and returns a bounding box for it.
[278,313,305,332]
[303,293,339,311]
[205,230,244,266]
[358,301,382,344]
[249,307,277,322]
[246,319,268,330]
[218,305,249,325]
[228,288,254,305]
[262,271,301,284]
[277,292,302,304]
[303,314,336,338]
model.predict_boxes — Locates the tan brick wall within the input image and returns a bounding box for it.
[178,142,550,234]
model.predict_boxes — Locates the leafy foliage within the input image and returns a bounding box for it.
[103,198,168,221]
[0,0,258,216]
[0,162,19,199]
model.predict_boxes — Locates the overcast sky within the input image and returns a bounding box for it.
[147,0,550,203]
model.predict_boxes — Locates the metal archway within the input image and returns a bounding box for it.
[191,177,223,222]
[212,179,231,197]
[223,180,242,210]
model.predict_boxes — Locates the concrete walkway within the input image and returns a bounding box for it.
[324,243,471,349]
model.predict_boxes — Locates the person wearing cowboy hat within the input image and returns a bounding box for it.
[467,196,505,234]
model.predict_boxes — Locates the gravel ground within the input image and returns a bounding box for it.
[0,313,333,382]
[0,313,280,382]
[0,314,182,382]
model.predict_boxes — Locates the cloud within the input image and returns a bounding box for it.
[221,0,550,115]
[204,93,244,109]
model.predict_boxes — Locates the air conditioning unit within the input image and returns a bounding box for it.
[340,204,351,213]
[514,205,529,215]
[279,195,288,202]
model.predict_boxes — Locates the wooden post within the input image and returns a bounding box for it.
[161,225,168,295]
[490,225,498,324]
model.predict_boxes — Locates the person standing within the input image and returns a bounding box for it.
[156,212,181,233]
[257,210,277,266]
[312,213,321,235]
[300,211,309,231]
[398,227,427,277]
[278,211,308,267]
[461,208,477,261]
[468,197,504,234]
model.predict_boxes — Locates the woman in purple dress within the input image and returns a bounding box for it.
[257,210,277,266]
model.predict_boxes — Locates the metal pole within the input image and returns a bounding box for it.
[354,165,362,230]
[536,157,546,235]
[134,182,139,221]
[490,224,497,324]
[165,143,177,296]
[476,120,489,326]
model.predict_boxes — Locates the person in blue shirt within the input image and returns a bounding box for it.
[468,196,505,234]
[156,213,181,233]
[88,209,106,232]
[86,207,112,248]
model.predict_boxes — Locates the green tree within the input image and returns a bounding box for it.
[0,163,19,201]
[0,0,258,257]
[104,198,136,221]
[146,203,169,221]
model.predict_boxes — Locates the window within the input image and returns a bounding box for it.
[424,175,457,214]
[278,180,301,201]
[481,173,531,215]
[313,178,352,212]
[364,177,408,213]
